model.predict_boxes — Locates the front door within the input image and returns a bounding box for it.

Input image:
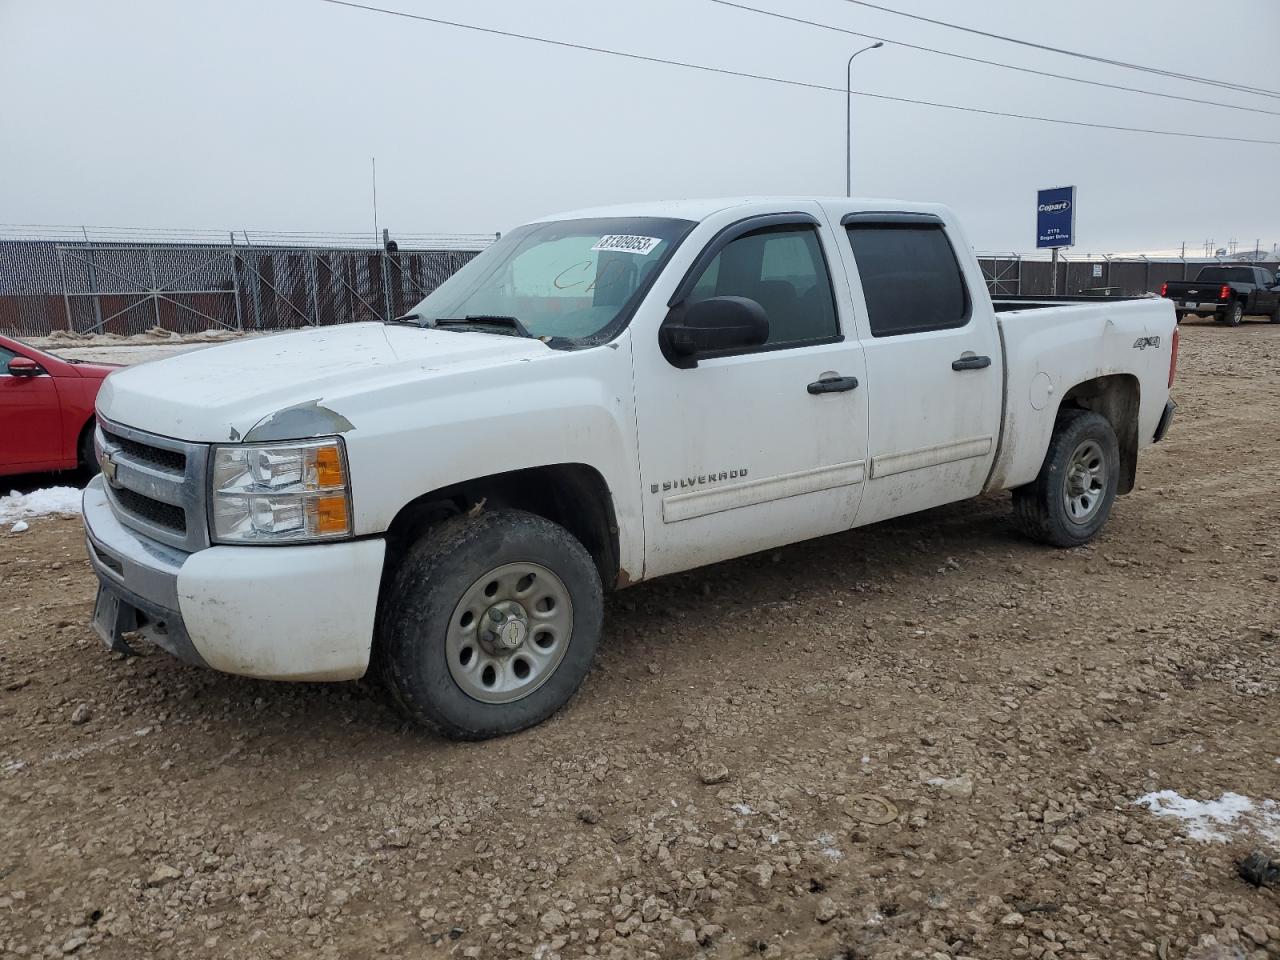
[633,211,869,579]
[0,345,64,471]
[1258,268,1280,314]
[836,214,1003,526]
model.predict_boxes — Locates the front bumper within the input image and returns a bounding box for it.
[83,476,386,681]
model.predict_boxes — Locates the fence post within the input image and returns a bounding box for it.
[242,232,264,329]
[228,232,245,331]
[82,227,104,332]
[380,228,393,321]
[57,246,73,333]
[308,253,321,326]
[147,247,162,332]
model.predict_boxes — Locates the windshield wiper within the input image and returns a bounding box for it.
[434,315,534,338]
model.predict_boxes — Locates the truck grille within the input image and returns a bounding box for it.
[100,426,187,474]
[96,419,209,553]
[112,487,188,534]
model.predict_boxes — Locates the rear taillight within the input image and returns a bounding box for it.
[1169,327,1179,387]
[1219,284,1230,300]
[1160,281,1168,297]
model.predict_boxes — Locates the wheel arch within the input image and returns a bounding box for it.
[1056,373,1140,494]
[380,463,623,591]
[75,414,98,469]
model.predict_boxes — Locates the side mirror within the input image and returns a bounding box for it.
[7,356,42,377]
[661,296,769,367]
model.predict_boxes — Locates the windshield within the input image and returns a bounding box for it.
[407,216,696,344]
[1195,266,1255,283]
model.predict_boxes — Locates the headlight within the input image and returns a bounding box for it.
[210,439,352,544]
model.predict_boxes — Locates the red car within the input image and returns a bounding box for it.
[0,334,118,478]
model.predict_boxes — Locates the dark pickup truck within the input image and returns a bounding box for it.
[1162,265,1280,326]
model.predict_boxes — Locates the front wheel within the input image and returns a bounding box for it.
[377,509,603,740]
[78,421,101,476]
[1013,409,1120,548]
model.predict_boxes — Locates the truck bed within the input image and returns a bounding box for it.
[985,295,1176,494]
[991,294,1155,313]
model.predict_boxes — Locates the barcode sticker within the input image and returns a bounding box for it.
[591,235,662,256]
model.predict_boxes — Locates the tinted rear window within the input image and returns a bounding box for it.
[845,224,969,337]
[1195,266,1255,283]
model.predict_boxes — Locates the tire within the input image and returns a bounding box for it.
[377,509,603,740]
[1221,301,1244,326]
[78,421,100,476]
[1270,303,1280,324]
[1012,409,1120,548]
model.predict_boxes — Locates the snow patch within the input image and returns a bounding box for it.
[1134,790,1280,843]
[730,803,754,816]
[0,487,84,524]
[814,833,843,862]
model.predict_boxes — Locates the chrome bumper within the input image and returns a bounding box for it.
[83,476,208,667]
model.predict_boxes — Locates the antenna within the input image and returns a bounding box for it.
[372,156,379,246]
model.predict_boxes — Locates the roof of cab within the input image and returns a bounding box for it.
[531,196,947,225]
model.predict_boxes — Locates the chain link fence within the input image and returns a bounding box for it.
[0,234,492,337]
[979,253,1279,298]
[3,230,1276,337]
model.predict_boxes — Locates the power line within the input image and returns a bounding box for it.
[830,0,1280,100]
[712,0,1280,118]
[852,90,1280,145]
[312,0,1280,146]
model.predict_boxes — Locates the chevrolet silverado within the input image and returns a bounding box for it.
[83,197,1179,738]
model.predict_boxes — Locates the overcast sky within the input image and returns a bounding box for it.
[2,0,1278,254]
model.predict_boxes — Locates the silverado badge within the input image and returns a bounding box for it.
[651,469,748,495]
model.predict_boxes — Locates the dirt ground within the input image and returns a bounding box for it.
[1,319,1278,960]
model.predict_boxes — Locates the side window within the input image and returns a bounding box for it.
[845,224,970,337]
[0,346,16,372]
[686,224,838,347]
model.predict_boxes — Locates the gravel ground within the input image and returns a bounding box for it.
[1,318,1278,960]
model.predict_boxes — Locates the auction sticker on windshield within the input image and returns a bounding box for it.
[591,235,661,255]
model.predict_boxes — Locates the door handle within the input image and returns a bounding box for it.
[952,355,992,371]
[807,375,859,395]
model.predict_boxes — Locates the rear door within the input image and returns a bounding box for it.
[831,211,1003,526]
[633,209,870,578]
[0,344,66,471]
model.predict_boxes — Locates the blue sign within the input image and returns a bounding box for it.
[1036,186,1075,249]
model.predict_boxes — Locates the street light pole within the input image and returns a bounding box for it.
[846,42,883,198]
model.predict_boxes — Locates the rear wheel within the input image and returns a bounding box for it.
[1221,301,1244,326]
[1270,303,1280,324]
[1013,409,1120,548]
[377,509,603,739]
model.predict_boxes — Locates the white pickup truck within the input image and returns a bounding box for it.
[84,197,1178,738]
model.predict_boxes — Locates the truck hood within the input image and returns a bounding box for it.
[95,322,550,442]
